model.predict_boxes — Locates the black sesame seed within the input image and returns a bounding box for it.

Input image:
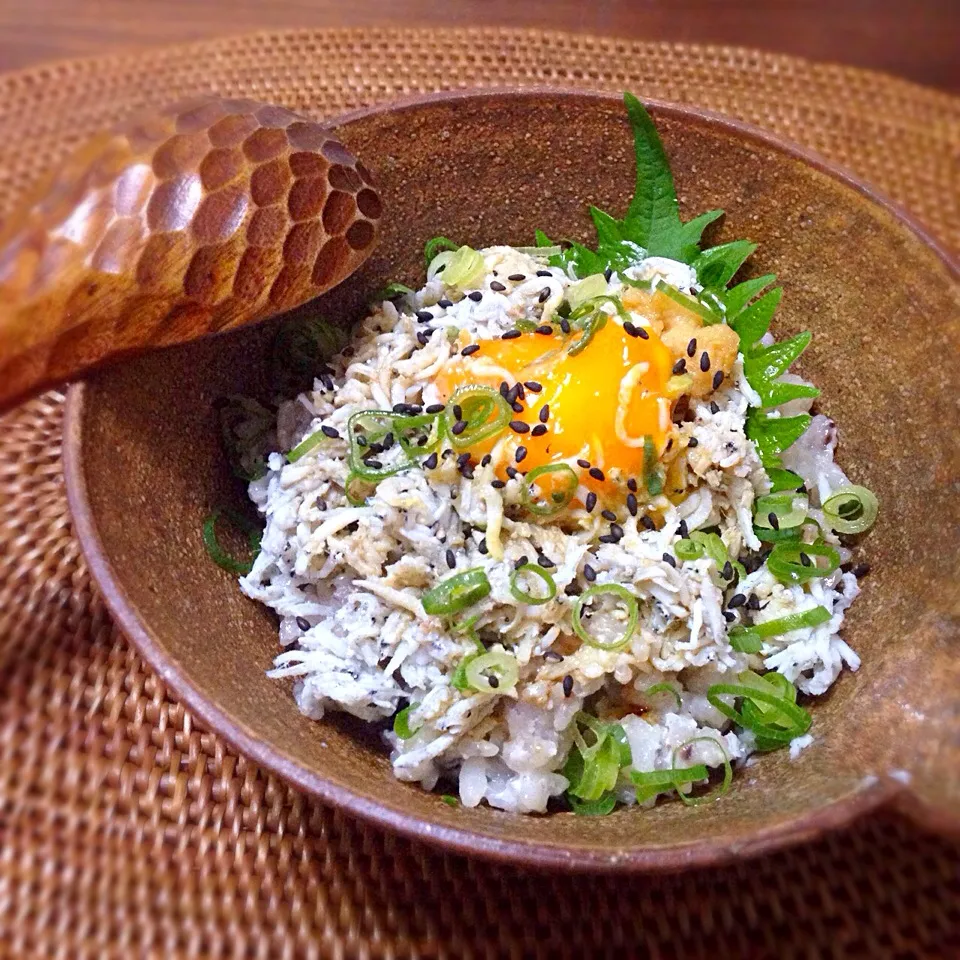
[663,552,677,568]
[710,401,720,414]
[491,479,506,489]
[636,327,650,340]
[641,515,656,531]
[677,520,688,540]
[321,425,340,439]
[515,446,528,463]
[562,675,574,698]
[723,611,736,622]
[713,370,724,390]
[514,555,529,570]
[728,594,746,608]
[457,452,471,467]
[601,509,616,521]
[487,674,499,688]
[598,534,617,544]
[610,523,624,540]
[490,280,506,292]
[512,402,524,413]
[510,421,530,435]
[445,549,456,569]
[799,552,812,567]
[538,405,550,423]
[515,382,525,400]
[722,561,734,580]
[535,324,553,335]
[468,291,483,302]
[623,321,640,338]
[506,383,521,404]
[296,616,310,631]
[536,269,552,277]
[508,273,526,282]
[523,381,543,393]
[747,594,762,611]
[627,478,638,493]
[480,454,492,467]
[416,331,430,345]
[319,374,335,391]
[452,404,463,420]
[604,267,613,282]
[687,438,699,448]
[364,459,383,469]
[588,467,605,482]
[437,298,453,308]
[538,287,552,303]
[583,564,597,582]
[415,310,433,322]
[478,538,488,554]
[461,344,480,357]
[537,554,555,568]
[700,351,711,372]
[852,563,871,578]
[423,452,438,470]
[672,358,687,375]
[451,420,468,435]
[425,404,445,414]
[585,492,597,513]
[499,381,510,397]
[531,424,548,437]
[544,651,564,663]
[686,338,697,358]
[560,318,571,334]
[506,466,518,479]
[626,493,638,516]
[768,512,780,530]
[577,459,591,469]
[502,329,522,340]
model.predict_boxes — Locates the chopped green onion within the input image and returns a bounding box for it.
[429,245,485,289]
[566,727,621,801]
[287,430,326,462]
[450,654,478,691]
[424,236,459,265]
[344,471,374,506]
[521,463,579,516]
[767,540,840,585]
[566,273,608,311]
[464,651,519,693]
[572,584,639,651]
[630,763,709,803]
[566,295,625,356]
[670,738,732,806]
[689,531,745,582]
[609,722,633,766]
[422,567,491,616]
[643,682,682,707]
[509,563,557,605]
[728,605,832,653]
[568,793,617,816]
[822,485,879,534]
[371,282,414,302]
[347,409,440,480]
[656,283,722,324]
[440,794,459,807]
[735,671,805,750]
[674,538,705,561]
[706,678,811,745]
[201,509,261,575]
[643,435,663,495]
[444,385,512,450]
[754,492,808,530]
[393,702,422,740]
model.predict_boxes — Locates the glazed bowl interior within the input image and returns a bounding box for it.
[64,90,960,871]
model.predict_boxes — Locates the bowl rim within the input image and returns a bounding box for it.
[62,87,959,873]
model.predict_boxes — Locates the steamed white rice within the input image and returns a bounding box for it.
[239,245,862,813]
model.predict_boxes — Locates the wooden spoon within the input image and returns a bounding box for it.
[0,96,382,411]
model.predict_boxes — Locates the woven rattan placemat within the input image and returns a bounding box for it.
[0,28,957,959]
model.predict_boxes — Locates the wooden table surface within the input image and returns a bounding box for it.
[0,0,957,92]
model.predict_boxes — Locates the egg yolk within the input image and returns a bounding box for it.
[433,316,674,495]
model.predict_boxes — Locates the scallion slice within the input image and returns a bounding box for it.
[767,540,839,585]
[670,738,732,806]
[393,702,422,740]
[572,584,639,651]
[521,463,579,516]
[822,485,879,534]
[630,763,709,803]
[568,794,617,816]
[429,245,485,289]
[566,273,608,311]
[287,430,326,463]
[371,282,414,303]
[344,471,374,506]
[444,385,512,450]
[689,531,745,582]
[643,435,663,495]
[656,283,722,324]
[643,682,682,707]
[728,606,832,653]
[754,492,808,530]
[201,509,261,575]
[674,538,704,561]
[423,235,459,265]
[464,651,519,694]
[706,677,811,745]
[509,563,557,605]
[347,409,441,480]
[422,567,491,616]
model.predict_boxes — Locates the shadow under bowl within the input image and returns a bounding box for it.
[63,89,960,872]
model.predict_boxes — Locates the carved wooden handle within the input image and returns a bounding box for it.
[0,96,382,410]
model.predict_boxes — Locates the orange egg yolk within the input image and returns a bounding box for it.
[433,317,674,495]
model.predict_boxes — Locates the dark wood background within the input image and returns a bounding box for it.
[0,0,957,92]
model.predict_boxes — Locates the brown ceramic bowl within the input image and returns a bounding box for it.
[63,90,960,872]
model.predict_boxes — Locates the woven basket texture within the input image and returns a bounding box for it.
[0,27,958,960]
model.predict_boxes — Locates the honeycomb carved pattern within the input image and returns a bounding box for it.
[0,96,381,410]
